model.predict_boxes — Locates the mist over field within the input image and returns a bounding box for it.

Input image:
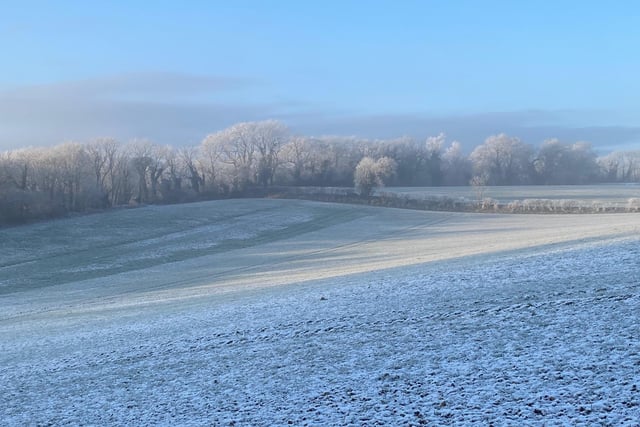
[1,199,639,424]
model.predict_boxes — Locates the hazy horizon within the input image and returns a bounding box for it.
[1,2,639,153]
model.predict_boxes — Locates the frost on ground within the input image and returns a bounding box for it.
[0,199,324,293]
[0,200,639,425]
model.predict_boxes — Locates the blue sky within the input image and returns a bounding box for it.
[1,1,639,152]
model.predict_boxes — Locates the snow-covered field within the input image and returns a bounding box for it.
[382,183,640,207]
[1,199,639,425]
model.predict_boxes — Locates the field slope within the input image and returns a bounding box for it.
[1,199,639,425]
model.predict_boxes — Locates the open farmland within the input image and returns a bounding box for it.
[381,183,640,208]
[1,199,639,425]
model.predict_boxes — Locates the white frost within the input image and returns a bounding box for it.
[1,239,639,425]
[1,200,638,425]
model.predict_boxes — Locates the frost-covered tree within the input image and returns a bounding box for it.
[470,134,533,185]
[534,139,599,184]
[86,138,126,207]
[253,120,288,187]
[354,157,378,196]
[204,123,255,190]
[442,141,472,186]
[567,141,599,184]
[51,142,92,211]
[425,133,445,186]
[128,140,169,203]
[598,150,640,182]
[315,136,364,186]
[2,148,34,191]
[281,136,314,184]
[2,116,634,226]
[201,120,289,191]
[534,139,567,184]
[354,156,397,197]
[200,132,225,191]
[179,146,204,193]
[374,133,447,186]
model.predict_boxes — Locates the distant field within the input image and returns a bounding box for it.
[381,183,640,206]
[1,199,639,425]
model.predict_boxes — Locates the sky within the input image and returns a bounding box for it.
[0,0,639,153]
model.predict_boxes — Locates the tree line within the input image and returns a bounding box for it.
[1,119,639,224]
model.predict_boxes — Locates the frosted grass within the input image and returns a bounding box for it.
[1,199,638,425]
[1,238,638,425]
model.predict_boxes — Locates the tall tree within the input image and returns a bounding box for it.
[179,146,204,193]
[442,141,472,186]
[470,134,533,185]
[253,120,288,187]
[129,140,164,204]
[535,139,599,184]
[281,136,314,185]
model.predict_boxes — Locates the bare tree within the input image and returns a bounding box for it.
[203,123,256,191]
[201,120,289,191]
[0,152,11,189]
[321,136,363,186]
[88,140,132,206]
[86,138,122,206]
[470,134,533,185]
[179,146,204,193]
[380,137,426,186]
[200,133,225,192]
[3,117,635,226]
[424,133,446,185]
[598,150,640,182]
[598,151,620,182]
[470,174,488,201]
[253,120,289,187]
[442,141,472,186]
[52,142,91,211]
[281,136,313,184]
[1,149,31,190]
[129,140,158,204]
[569,142,599,184]
[164,146,182,191]
[535,139,599,184]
